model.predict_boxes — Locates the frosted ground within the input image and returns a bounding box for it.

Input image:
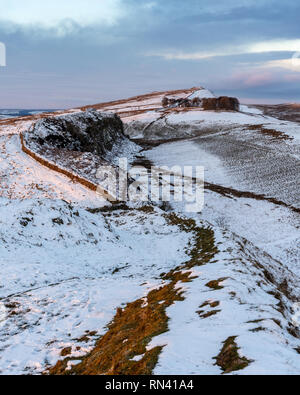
[0,88,299,374]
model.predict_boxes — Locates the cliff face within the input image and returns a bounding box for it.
[202,97,240,111]
[22,110,139,188]
[25,110,131,159]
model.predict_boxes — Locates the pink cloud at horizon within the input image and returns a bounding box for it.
[231,70,275,87]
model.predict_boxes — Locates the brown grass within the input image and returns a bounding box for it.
[80,88,200,112]
[0,87,200,130]
[204,181,300,215]
[214,336,252,374]
[48,270,192,376]
[197,310,221,319]
[246,124,292,141]
[200,301,220,309]
[206,278,228,290]
[47,212,218,375]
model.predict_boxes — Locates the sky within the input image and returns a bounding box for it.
[0,0,300,108]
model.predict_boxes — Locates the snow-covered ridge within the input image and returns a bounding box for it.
[0,200,191,374]
[188,88,215,100]
[21,110,139,196]
[0,86,300,375]
[24,110,138,162]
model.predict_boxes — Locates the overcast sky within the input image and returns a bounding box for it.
[0,0,300,108]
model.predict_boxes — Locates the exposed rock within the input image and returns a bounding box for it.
[192,97,201,107]
[180,99,192,108]
[161,95,239,110]
[202,97,239,111]
[218,96,240,111]
[162,97,199,109]
[25,110,130,159]
[22,110,139,189]
[162,97,169,107]
[202,98,219,110]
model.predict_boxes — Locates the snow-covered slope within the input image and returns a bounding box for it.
[188,88,215,100]
[0,200,191,374]
[0,87,299,375]
[24,110,138,162]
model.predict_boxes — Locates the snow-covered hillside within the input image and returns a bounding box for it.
[0,87,299,375]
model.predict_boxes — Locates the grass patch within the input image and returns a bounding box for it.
[200,301,220,309]
[48,278,187,375]
[206,278,228,290]
[163,213,218,269]
[48,212,218,376]
[247,124,292,141]
[249,327,265,333]
[60,347,72,357]
[198,310,221,319]
[214,336,252,374]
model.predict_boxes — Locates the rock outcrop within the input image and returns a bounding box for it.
[162,97,200,108]
[162,95,239,111]
[22,110,139,189]
[202,97,239,111]
[25,109,131,159]
[201,98,218,110]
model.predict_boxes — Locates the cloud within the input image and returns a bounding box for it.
[262,57,300,73]
[231,70,276,88]
[249,40,300,54]
[1,0,300,106]
[0,0,124,31]
[146,39,300,60]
